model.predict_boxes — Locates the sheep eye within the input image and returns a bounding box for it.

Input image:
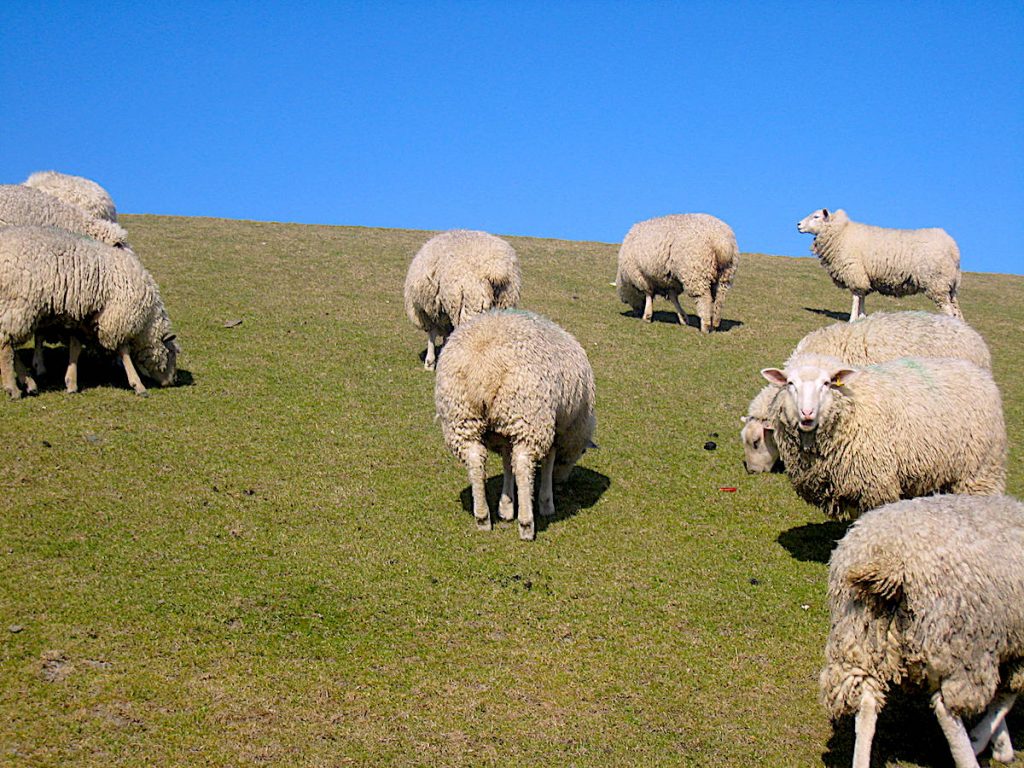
[753,439,761,448]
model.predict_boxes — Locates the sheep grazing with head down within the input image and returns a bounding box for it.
[23,170,118,222]
[822,494,1024,768]
[0,226,179,398]
[760,354,1005,518]
[740,311,993,473]
[404,229,521,370]
[434,309,596,541]
[797,208,962,320]
[616,213,738,333]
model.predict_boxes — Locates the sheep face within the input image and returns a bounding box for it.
[762,360,859,432]
[740,416,779,473]
[797,208,830,235]
[135,334,179,387]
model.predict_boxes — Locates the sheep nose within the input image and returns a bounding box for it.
[800,408,814,419]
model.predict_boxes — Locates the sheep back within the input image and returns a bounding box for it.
[23,170,118,222]
[0,184,127,246]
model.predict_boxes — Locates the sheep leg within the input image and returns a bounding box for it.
[424,328,441,371]
[667,291,688,326]
[13,353,37,395]
[710,280,724,330]
[513,445,536,540]
[117,344,148,396]
[849,293,866,321]
[537,447,556,518]
[970,692,1016,757]
[931,690,981,768]
[32,336,47,377]
[64,336,82,394]
[852,690,879,768]
[0,343,20,399]
[464,443,491,530]
[990,719,1015,763]
[695,293,713,334]
[641,293,654,323]
[498,444,516,521]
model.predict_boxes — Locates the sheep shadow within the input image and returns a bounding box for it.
[804,307,850,322]
[459,465,611,533]
[618,310,743,332]
[776,520,851,564]
[19,346,194,394]
[821,689,1024,767]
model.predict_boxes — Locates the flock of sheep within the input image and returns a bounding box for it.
[0,170,1019,768]
[403,214,1021,768]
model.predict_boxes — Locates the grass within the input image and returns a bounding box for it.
[1,214,1021,766]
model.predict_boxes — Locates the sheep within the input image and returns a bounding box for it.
[821,493,1024,768]
[615,213,738,333]
[0,184,127,246]
[0,226,179,398]
[797,208,962,320]
[23,170,118,222]
[741,311,993,473]
[759,354,1005,518]
[403,229,522,370]
[434,309,596,541]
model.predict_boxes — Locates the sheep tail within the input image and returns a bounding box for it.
[846,552,905,606]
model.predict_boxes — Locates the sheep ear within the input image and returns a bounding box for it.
[831,368,860,387]
[162,334,176,343]
[587,439,600,450]
[761,368,787,386]
[822,208,830,219]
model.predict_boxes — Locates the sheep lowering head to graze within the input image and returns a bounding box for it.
[822,494,1024,768]
[403,229,521,370]
[797,208,962,320]
[615,213,738,333]
[740,311,993,473]
[23,170,118,222]
[759,354,1005,518]
[434,309,596,541]
[0,226,179,399]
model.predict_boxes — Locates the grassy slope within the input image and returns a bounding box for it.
[0,215,1021,767]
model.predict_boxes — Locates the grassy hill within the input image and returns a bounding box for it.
[1,214,1021,767]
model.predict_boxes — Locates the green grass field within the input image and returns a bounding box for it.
[1,214,1021,767]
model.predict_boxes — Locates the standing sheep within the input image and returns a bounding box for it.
[797,208,962,320]
[759,354,1005,518]
[821,494,1024,768]
[23,170,118,222]
[741,311,992,473]
[0,184,127,246]
[0,226,179,398]
[404,229,521,370]
[434,309,596,541]
[615,213,738,333]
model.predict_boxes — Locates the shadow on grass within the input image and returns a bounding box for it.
[776,520,851,563]
[618,309,743,332]
[459,465,611,533]
[20,346,195,394]
[821,689,1024,767]
[804,307,850,322]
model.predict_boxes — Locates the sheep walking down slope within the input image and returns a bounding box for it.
[404,229,521,370]
[822,494,1024,768]
[797,208,963,320]
[616,213,738,333]
[434,309,596,541]
[0,226,179,398]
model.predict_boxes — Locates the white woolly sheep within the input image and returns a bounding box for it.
[741,311,993,473]
[615,213,738,333]
[760,354,1005,518]
[0,184,127,247]
[434,309,596,541]
[0,226,179,398]
[821,494,1024,768]
[23,170,118,222]
[404,229,522,370]
[797,208,962,320]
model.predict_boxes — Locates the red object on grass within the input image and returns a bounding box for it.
[718,487,737,492]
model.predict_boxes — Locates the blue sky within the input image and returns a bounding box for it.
[2,1,1022,274]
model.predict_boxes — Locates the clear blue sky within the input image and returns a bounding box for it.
[2,1,1022,274]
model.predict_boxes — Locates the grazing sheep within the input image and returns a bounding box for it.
[821,494,1024,768]
[741,311,992,473]
[0,184,127,247]
[434,309,596,540]
[615,213,738,333]
[404,229,521,370]
[23,170,118,222]
[797,208,962,320]
[0,226,179,398]
[759,354,1005,518]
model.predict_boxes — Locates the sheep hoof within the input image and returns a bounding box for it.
[65,387,79,395]
[424,361,435,372]
[641,315,653,323]
[475,516,492,531]
[539,499,555,517]
[497,500,515,521]
[992,744,1015,763]
[24,382,38,395]
[7,388,21,400]
[134,389,149,398]
[518,521,535,541]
